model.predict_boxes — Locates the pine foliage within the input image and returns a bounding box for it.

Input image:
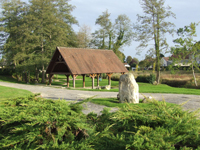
[0,95,92,149]
[0,95,200,149]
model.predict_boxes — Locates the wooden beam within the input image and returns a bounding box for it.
[121,72,125,75]
[89,74,96,89]
[65,75,70,88]
[106,73,113,87]
[49,74,53,86]
[82,74,86,88]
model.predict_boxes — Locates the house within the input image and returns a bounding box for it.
[124,63,130,69]
[160,54,197,67]
[161,57,169,66]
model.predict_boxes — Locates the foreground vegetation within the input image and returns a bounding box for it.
[0,95,200,149]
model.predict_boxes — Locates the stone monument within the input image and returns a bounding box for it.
[119,73,139,103]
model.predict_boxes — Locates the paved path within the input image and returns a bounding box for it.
[0,81,200,115]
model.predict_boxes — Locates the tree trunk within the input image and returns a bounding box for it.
[35,67,39,83]
[42,65,45,83]
[192,64,198,87]
[41,41,45,83]
[155,14,160,84]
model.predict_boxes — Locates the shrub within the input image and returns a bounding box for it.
[111,73,121,81]
[136,74,156,84]
[88,100,200,149]
[0,95,92,149]
[162,79,188,87]
[148,73,156,84]
[1,95,200,149]
[136,75,149,83]
[0,68,14,76]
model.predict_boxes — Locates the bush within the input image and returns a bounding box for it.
[162,79,188,87]
[0,68,14,76]
[111,73,121,81]
[136,74,156,84]
[1,95,200,149]
[0,95,92,149]
[88,100,200,149]
[136,75,149,83]
[148,73,156,84]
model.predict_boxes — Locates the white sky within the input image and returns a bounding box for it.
[69,0,200,60]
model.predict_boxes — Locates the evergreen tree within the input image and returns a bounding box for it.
[0,0,78,82]
[27,0,77,83]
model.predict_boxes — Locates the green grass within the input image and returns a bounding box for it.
[139,83,200,95]
[0,85,33,101]
[73,82,200,95]
[90,98,176,108]
[1,75,200,95]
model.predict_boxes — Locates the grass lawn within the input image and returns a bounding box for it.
[0,85,33,101]
[73,83,200,95]
[1,74,200,95]
[90,98,176,108]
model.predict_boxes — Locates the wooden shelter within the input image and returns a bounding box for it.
[46,47,128,89]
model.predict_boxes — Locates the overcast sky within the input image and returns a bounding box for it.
[69,0,200,60]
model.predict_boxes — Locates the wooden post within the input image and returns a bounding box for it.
[73,74,76,88]
[89,74,96,89]
[121,72,125,75]
[82,74,85,88]
[106,73,113,87]
[66,75,70,88]
[97,74,100,87]
[49,74,53,86]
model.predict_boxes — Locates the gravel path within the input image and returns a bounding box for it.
[0,81,200,115]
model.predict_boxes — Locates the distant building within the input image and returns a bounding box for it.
[124,63,130,69]
[160,57,169,66]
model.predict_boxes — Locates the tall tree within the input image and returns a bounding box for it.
[126,55,132,64]
[92,11,133,62]
[0,0,32,81]
[129,57,139,67]
[92,10,112,49]
[113,14,133,53]
[77,24,92,48]
[134,0,175,83]
[0,0,77,82]
[171,23,200,86]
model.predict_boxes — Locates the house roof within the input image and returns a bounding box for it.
[163,57,169,61]
[46,47,128,75]
[171,53,189,59]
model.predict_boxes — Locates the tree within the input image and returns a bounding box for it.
[126,56,132,64]
[77,24,92,48]
[92,11,133,62]
[171,23,200,86]
[1,0,78,83]
[129,57,139,67]
[0,0,32,82]
[139,60,147,70]
[27,0,78,83]
[113,14,134,53]
[91,10,112,49]
[134,0,175,84]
